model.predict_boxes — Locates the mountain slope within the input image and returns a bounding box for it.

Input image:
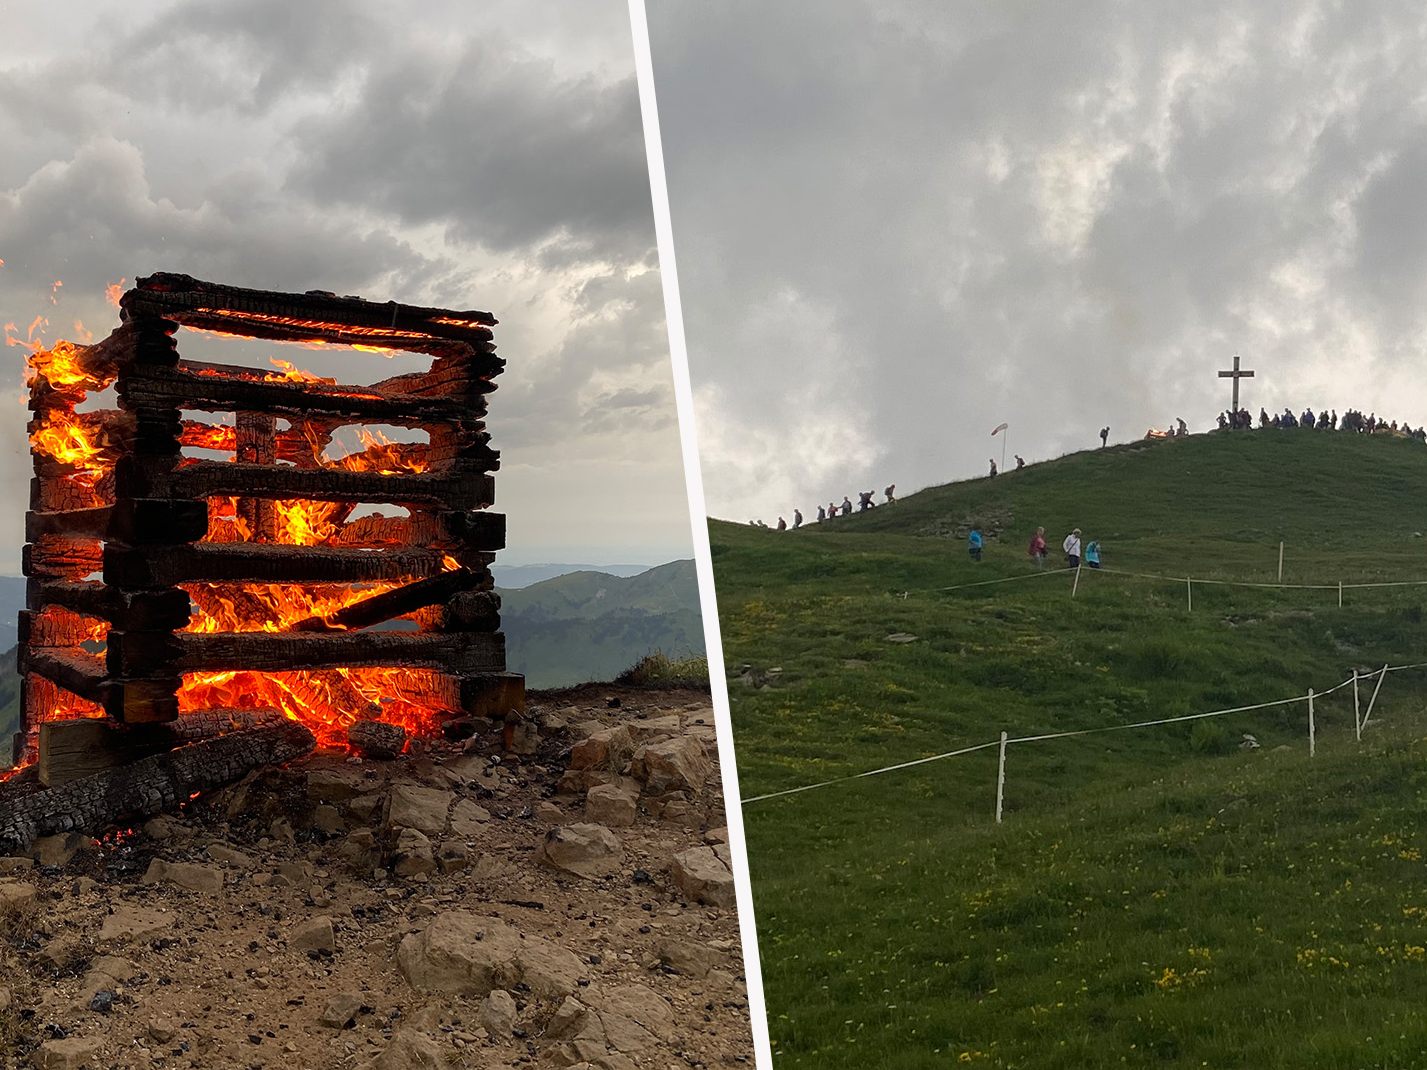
[714,430,1427,1069]
[498,559,704,688]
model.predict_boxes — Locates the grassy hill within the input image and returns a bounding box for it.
[716,431,1427,1068]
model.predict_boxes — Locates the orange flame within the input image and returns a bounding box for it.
[18,288,464,759]
[105,279,125,308]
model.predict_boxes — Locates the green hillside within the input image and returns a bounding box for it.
[716,431,1427,1069]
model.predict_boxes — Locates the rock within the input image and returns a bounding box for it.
[306,765,368,803]
[535,802,563,822]
[348,793,384,822]
[146,1018,177,1044]
[87,990,115,1015]
[37,1036,105,1070]
[537,824,623,879]
[632,737,711,795]
[588,983,677,1052]
[270,817,297,845]
[318,991,365,1029]
[628,714,682,742]
[347,720,407,760]
[142,814,185,841]
[508,720,540,754]
[449,798,491,837]
[142,859,224,894]
[670,846,736,908]
[359,1026,446,1070]
[435,840,470,874]
[274,860,314,887]
[0,986,10,1013]
[312,804,345,835]
[392,828,436,878]
[397,912,583,998]
[441,717,480,742]
[886,632,918,643]
[97,905,174,947]
[478,989,518,1036]
[0,880,37,914]
[31,832,89,868]
[585,784,638,828]
[38,933,85,973]
[0,856,34,876]
[338,829,379,872]
[656,937,721,978]
[704,826,729,845]
[660,799,692,824]
[386,784,454,836]
[569,726,632,771]
[289,915,335,953]
[81,957,135,1002]
[205,844,254,869]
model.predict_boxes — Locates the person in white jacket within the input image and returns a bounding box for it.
[1063,528,1082,568]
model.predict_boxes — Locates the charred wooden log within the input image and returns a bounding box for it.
[346,720,406,760]
[291,568,484,633]
[0,720,316,854]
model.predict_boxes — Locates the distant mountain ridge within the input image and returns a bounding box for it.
[491,562,654,589]
[497,560,704,688]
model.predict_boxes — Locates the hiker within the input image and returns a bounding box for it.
[841,496,852,516]
[968,525,984,562]
[988,458,998,478]
[828,501,838,519]
[816,505,826,522]
[885,483,896,504]
[858,491,874,512]
[792,508,803,529]
[1028,526,1048,568]
[776,516,787,531]
[1063,528,1082,569]
[1176,418,1187,437]
[1259,408,1270,428]
[1302,407,1315,429]
[1216,412,1228,430]
[1014,454,1026,469]
[1099,426,1109,447]
[1085,538,1102,569]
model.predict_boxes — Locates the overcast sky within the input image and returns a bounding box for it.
[648,0,1427,523]
[0,0,692,569]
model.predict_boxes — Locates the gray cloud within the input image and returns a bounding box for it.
[0,0,691,570]
[649,0,1427,521]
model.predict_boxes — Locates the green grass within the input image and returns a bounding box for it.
[615,649,711,689]
[716,430,1427,1068]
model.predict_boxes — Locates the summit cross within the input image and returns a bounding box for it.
[1218,352,1254,412]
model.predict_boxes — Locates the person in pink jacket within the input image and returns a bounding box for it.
[1027,526,1048,568]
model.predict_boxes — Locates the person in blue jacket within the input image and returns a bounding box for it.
[968,525,984,562]
[1085,539,1102,569]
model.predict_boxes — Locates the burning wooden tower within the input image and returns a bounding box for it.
[16,273,523,782]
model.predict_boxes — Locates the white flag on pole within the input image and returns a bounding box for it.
[991,422,1008,436]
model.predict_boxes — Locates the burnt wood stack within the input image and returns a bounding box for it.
[16,272,524,780]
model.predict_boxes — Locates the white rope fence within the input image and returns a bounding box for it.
[742,661,1427,813]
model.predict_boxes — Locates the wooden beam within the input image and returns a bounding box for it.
[37,709,281,787]
[119,361,492,425]
[25,499,208,545]
[117,457,495,508]
[20,649,107,705]
[104,542,492,586]
[0,719,316,855]
[292,568,484,632]
[108,629,505,675]
[29,580,191,630]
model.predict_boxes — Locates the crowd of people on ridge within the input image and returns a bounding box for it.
[754,484,898,530]
[1215,406,1427,440]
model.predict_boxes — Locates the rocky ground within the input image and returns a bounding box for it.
[0,686,752,1070]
